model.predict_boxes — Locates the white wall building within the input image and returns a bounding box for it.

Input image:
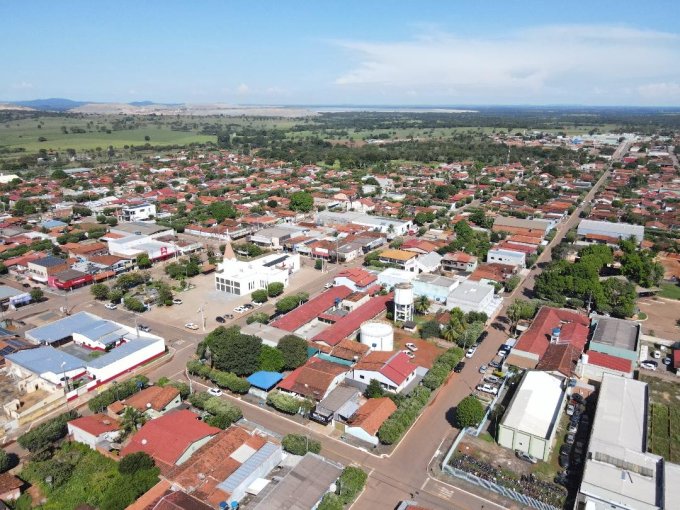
[446,280,502,315]
[486,248,526,268]
[121,203,157,222]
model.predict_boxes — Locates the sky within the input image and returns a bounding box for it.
[2,0,680,106]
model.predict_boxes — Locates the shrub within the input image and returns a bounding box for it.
[275,295,302,314]
[267,390,303,414]
[123,297,146,313]
[204,397,243,428]
[188,391,211,410]
[187,359,211,378]
[208,369,251,394]
[456,396,485,428]
[419,320,441,339]
[377,387,431,445]
[246,311,270,325]
[88,376,148,413]
[337,466,368,504]
[281,434,322,455]
[18,410,78,453]
[119,452,155,474]
[317,493,343,510]
[315,259,323,270]
[251,289,268,303]
[267,282,284,297]
[277,335,308,369]
[91,283,110,300]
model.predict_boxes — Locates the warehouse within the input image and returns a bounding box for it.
[577,219,644,244]
[498,371,566,461]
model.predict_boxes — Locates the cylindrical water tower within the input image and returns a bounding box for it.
[394,282,414,323]
[360,321,394,351]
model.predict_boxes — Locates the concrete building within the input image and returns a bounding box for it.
[376,267,417,289]
[333,268,378,293]
[492,216,553,236]
[317,210,412,237]
[249,225,307,249]
[576,375,680,510]
[577,219,645,244]
[379,249,419,272]
[348,351,419,394]
[446,280,502,315]
[121,203,156,222]
[498,371,566,461]
[412,273,460,305]
[486,248,526,268]
[441,252,478,273]
[67,414,120,449]
[345,397,397,445]
[310,384,361,425]
[107,234,178,261]
[214,242,300,296]
[27,255,68,283]
[588,315,641,363]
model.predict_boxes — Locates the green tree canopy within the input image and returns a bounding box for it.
[289,191,314,212]
[202,326,262,376]
[456,396,485,428]
[277,335,308,369]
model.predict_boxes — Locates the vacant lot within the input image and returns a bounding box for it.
[637,296,680,340]
[640,374,680,462]
[659,283,680,300]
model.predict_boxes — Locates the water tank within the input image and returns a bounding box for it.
[394,282,414,306]
[360,321,394,351]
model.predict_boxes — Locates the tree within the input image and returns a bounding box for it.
[0,448,14,473]
[259,345,285,372]
[365,379,384,399]
[121,407,147,436]
[136,253,152,269]
[419,320,442,339]
[414,295,431,315]
[456,396,485,428]
[123,297,146,313]
[317,493,343,510]
[246,312,270,324]
[277,335,308,369]
[459,321,485,349]
[251,289,268,303]
[17,410,78,452]
[267,282,284,297]
[289,191,314,212]
[0,262,7,275]
[29,288,44,302]
[109,288,123,304]
[91,283,110,300]
[281,434,322,455]
[315,259,323,270]
[275,295,303,314]
[202,326,262,375]
[119,452,155,475]
[506,299,537,330]
[337,466,368,505]
[505,275,521,292]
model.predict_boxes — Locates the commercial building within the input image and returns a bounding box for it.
[378,249,419,272]
[498,371,566,461]
[270,285,353,334]
[492,216,552,237]
[412,273,460,305]
[588,315,641,363]
[214,242,300,296]
[107,234,178,261]
[576,375,680,510]
[121,203,157,222]
[486,248,526,268]
[27,255,69,283]
[317,210,412,237]
[249,225,307,249]
[446,280,502,315]
[577,219,645,244]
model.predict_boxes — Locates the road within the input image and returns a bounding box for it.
[2,141,626,509]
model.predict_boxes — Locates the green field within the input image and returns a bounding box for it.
[640,374,680,462]
[659,282,680,300]
[0,116,215,152]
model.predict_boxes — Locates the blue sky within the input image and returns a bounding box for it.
[2,0,680,105]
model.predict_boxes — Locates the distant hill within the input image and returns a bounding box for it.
[10,98,88,111]
[129,100,181,107]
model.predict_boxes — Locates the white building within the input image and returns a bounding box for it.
[498,371,566,461]
[317,211,412,237]
[577,219,644,244]
[446,280,502,315]
[214,242,300,296]
[107,234,178,261]
[348,351,419,394]
[121,203,157,222]
[486,248,526,268]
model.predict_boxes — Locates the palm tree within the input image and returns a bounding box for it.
[121,407,147,437]
[442,324,460,343]
[415,295,431,315]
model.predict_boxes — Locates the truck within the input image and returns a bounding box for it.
[498,337,517,357]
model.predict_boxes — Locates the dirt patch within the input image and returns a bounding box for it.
[637,296,680,340]
[393,330,444,369]
[457,435,534,476]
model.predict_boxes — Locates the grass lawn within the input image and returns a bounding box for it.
[640,374,680,462]
[659,283,680,300]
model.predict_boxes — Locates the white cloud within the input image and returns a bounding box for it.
[333,24,680,104]
[236,83,250,95]
[11,81,34,90]
[637,82,680,102]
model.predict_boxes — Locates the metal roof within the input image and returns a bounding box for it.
[26,311,131,345]
[247,371,283,390]
[6,345,84,374]
[88,339,158,369]
[0,287,23,300]
[218,441,280,493]
[591,316,639,351]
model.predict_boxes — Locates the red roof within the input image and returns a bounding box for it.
[312,293,392,346]
[68,414,119,436]
[354,350,416,386]
[121,410,220,473]
[271,285,353,332]
[514,307,590,358]
[349,397,397,436]
[673,349,680,370]
[585,350,633,373]
[336,268,377,288]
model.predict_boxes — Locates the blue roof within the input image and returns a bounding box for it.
[218,442,280,493]
[247,371,283,390]
[6,346,84,374]
[40,219,67,229]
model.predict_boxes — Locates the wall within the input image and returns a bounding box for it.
[345,425,379,445]
[87,339,165,384]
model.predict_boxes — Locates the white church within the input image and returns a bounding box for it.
[214,242,301,296]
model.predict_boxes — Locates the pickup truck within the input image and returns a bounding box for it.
[476,383,498,395]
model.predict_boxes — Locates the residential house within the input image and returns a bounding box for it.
[345,397,397,445]
[68,414,120,450]
[277,357,348,401]
[348,351,419,393]
[109,385,182,419]
[441,252,478,273]
[379,249,419,272]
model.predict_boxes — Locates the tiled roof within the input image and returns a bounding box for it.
[349,397,397,436]
[379,249,417,262]
[312,293,392,346]
[355,350,416,386]
[270,285,353,332]
[123,385,180,412]
[68,414,119,436]
[585,350,633,373]
[336,268,377,288]
[277,357,348,400]
[514,307,590,358]
[0,472,23,493]
[536,343,580,377]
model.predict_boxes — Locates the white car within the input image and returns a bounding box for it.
[184,322,199,330]
[207,387,223,397]
[653,350,661,359]
[324,282,333,289]
[484,375,500,384]
[479,364,488,374]
[465,346,477,358]
[405,343,418,352]
[402,350,416,359]
[640,360,658,371]
[566,403,575,416]
[476,384,498,395]
[172,298,183,305]
[104,303,117,310]
[233,306,245,313]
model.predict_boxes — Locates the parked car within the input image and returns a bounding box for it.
[324,282,333,289]
[559,454,570,469]
[580,415,590,427]
[243,304,254,310]
[566,404,575,416]
[554,471,569,487]
[568,422,578,434]
[216,316,226,323]
[172,298,183,305]
[476,384,498,395]
[138,325,151,332]
[207,387,223,397]
[515,450,538,464]
[184,323,199,330]
[560,444,572,457]
[402,350,416,359]
[565,433,575,445]
[454,361,466,373]
[105,303,117,310]
[405,342,418,352]
[479,364,488,374]
[571,393,585,405]
[663,357,672,366]
[465,346,478,358]
[233,306,245,313]
[489,360,502,369]
[484,375,500,384]
[653,350,661,359]
[22,283,31,288]
[640,360,658,371]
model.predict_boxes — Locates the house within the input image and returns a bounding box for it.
[577,219,644,244]
[120,410,220,475]
[214,242,300,296]
[0,473,22,501]
[277,357,348,401]
[111,385,182,419]
[415,251,443,273]
[348,351,418,393]
[68,414,120,449]
[498,371,566,462]
[446,280,502,315]
[379,249,419,272]
[247,371,284,399]
[310,384,362,425]
[27,255,68,283]
[486,248,526,268]
[492,216,552,237]
[441,252,478,273]
[345,397,397,445]
[333,268,378,293]
[121,203,157,222]
[507,307,590,370]
[270,285,353,333]
[252,453,343,510]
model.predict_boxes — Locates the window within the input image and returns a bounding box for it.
[359,375,365,379]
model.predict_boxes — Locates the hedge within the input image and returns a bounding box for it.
[282,434,322,456]
[188,392,243,429]
[266,390,305,415]
[88,375,149,413]
[187,360,251,394]
[317,493,343,510]
[18,410,79,453]
[421,347,463,390]
[377,386,431,445]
